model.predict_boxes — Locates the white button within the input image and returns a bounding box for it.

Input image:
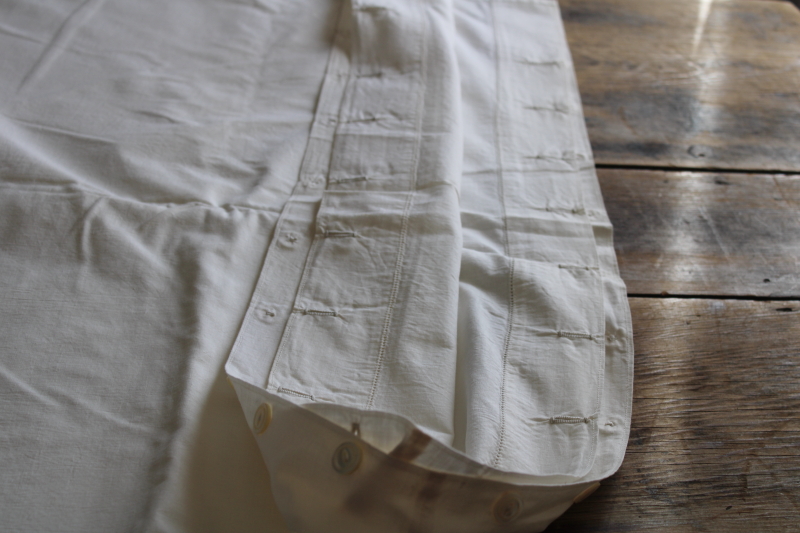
[493,491,522,523]
[252,403,272,435]
[332,442,362,475]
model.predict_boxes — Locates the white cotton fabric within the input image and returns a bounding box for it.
[0,0,633,532]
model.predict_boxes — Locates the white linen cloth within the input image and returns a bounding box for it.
[0,0,633,531]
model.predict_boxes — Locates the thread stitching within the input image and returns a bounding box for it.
[493,258,515,468]
[322,230,359,238]
[293,307,339,317]
[558,264,598,270]
[549,416,592,424]
[523,154,589,162]
[366,3,427,409]
[513,59,566,67]
[557,330,595,340]
[491,0,513,470]
[277,387,315,400]
[523,104,571,114]
[330,175,369,184]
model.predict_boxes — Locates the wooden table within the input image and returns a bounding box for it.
[550,0,800,530]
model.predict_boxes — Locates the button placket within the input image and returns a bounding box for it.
[225,3,352,389]
[263,0,430,406]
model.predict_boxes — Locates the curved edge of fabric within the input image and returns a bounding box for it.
[230,377,599,533]
[225,0,635,529]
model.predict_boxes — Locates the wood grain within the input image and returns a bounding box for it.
[549,297,800,532]
[561,0,800,172]
[598,168,800,297]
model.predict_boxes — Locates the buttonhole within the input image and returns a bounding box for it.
[331,175,368,184]
[256,308,276,321]
[322,230,359,238]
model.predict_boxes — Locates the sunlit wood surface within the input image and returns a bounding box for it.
[552,0,800,530]
[599,168,800,298]
[561,0,800,172]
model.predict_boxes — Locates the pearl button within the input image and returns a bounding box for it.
[493,491,522,523]
[252,403,272,435]
[332,441,362,475]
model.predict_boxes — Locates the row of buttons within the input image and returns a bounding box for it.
[251,402,600,524]
[252,402,363,474]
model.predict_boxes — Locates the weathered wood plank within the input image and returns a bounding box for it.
[561,0,800,172]
[549,298,800,532]
[598,168,800,297]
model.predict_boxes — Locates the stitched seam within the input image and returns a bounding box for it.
[490,0,512,469]
[558,263,598,270]
[268,312,297,388]
[493,258,515,468]
[558,264,600,270]
[549,415,593,424]
[523,154,590,161]
[513,59,566,67]
[522,104,572,114]
[264,2,351,393]
[293,307,339,317]
[322,230,359,238]
[267,233,322,390]
[366,196,411,409]
[329,175,369,184]
[557,330,595,340]
[229,201,292,385]
[366,3,427,410]
[277,387,315,401]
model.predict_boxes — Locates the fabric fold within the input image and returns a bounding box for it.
[0,0,632,531]
[226,0,634,531]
